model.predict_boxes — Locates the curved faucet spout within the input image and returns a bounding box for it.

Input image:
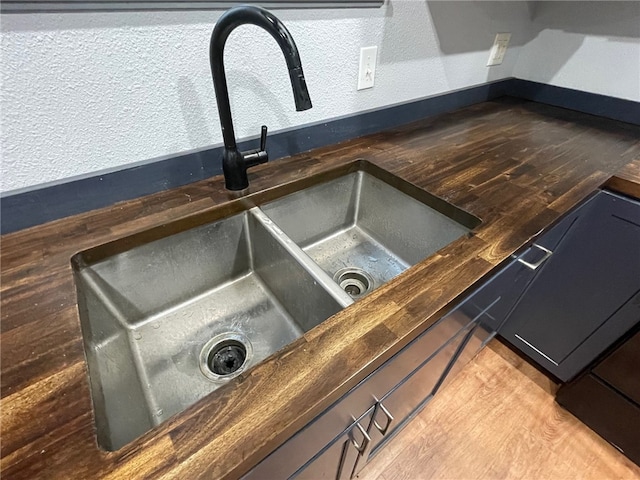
[210,6,313,191]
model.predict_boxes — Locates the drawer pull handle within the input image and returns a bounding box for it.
[350,421,371,455]
[373,403,394,436]
[517,244,553,271]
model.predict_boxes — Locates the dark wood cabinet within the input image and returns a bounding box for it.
[499,190,640,381]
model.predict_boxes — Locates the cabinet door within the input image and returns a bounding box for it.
[243,294,484,479]
[354,306,500,476]
[471,193,599,339]
[500,191,640,381]
[293,409,374,480]
[470,246,546,336]
[363,322,473,460]
[437,312,497,393]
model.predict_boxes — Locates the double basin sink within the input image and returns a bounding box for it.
[72,162,480,450]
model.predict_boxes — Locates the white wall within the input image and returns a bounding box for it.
[514,1,640,102]
[0,1,533,193]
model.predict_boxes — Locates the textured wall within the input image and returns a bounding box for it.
[513,1,640,101]
[1,1,532,193]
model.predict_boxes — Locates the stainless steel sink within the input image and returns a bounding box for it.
[73,208,349,451]
[72,162,480,451]
[261,169,480,299]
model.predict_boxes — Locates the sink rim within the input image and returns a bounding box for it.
[71,159,481,270]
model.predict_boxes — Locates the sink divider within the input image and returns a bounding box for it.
[249,207,354,309]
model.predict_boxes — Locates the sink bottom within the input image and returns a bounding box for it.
[303,225,410,295]
[125,272,305,427]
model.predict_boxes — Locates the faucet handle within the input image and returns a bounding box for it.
[242,126,269,169]
[260,125,268,152]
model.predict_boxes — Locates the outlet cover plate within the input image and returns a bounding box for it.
[487,33,511,66]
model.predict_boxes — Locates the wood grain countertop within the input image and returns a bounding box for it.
[2,98,640,479]
[604,157,640,199]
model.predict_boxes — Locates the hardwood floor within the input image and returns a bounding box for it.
[358,341,640,480]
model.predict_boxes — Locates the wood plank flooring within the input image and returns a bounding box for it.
[358,341,640,480]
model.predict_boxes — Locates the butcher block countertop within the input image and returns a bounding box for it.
[2,98,640,479]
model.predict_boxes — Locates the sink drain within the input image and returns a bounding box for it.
[200,333,252,382]
[333,267,375,299]
[209,341,246,375]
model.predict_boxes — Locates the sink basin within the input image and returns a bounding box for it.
[261,167,480,298]
[72,161,480,451]
[73,209,348,450]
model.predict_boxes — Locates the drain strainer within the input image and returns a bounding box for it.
[200,333,252,382]
[333,267,375,299]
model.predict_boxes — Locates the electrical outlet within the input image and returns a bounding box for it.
[487,33,511,66]
[357,46,377,90]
